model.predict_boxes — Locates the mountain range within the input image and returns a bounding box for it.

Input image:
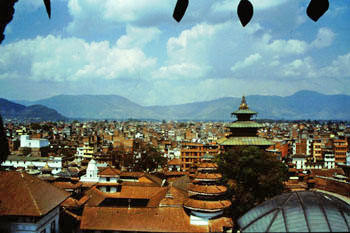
[8,90,350,121]
[0,98,66,121]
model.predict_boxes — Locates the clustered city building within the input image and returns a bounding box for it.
[1,97,350,232]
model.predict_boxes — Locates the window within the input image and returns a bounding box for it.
[106,186,111,192]
[106,177,110,182]
[51,220,55,233]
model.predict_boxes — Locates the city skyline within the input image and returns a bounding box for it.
[0,0,349,106]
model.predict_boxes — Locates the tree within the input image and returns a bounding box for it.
[132,139,167,172]
[0,114,10,165]
[216,146,288,221]
[110,140,167,172]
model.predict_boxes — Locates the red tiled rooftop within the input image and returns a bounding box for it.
[188,184,227,195]
[164,171,188,177]
[120,171,144,178]
[197,162,218,169]
[159,186,187,207]
[61,197,79,208]
[84,185,168,208]
[184,198,231,212]
[168,158,182,166]
[99,167,121,177]
[53,181,82,190]
[194,173,222,181]
[80,207,231,232]
[0,171,70,216]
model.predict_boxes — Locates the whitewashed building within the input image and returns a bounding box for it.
[292,154,307,170]
[20,135,49,148]
[1,156,63,174]
[80,159,99,183]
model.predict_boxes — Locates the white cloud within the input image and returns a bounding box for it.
[152,63,211,80]
[231,53,262,72]
[0,35,156,82]
[320,53,350,78]
[263,39,308,55]
[116,25,161,49]
[282,57,317,78]
[65,0,293,37]
[152,23,220,80]
[66,0,174,35]
[311,27,335,49]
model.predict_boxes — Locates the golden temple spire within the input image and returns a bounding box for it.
[239,96,249,110]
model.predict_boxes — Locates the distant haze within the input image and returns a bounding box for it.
[10,90,350,121]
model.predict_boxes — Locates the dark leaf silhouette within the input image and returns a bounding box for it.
[0,0,18,44]
[43,0,51,19]
[173,0,189,22]
[0,114,9,165]
[307,0,329,22]
[237,0,253,27]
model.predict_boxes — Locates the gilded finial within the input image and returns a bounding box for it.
[239,96,249,110]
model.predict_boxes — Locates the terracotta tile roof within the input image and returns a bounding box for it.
[121,181,159,187]
[197,162,218,169]
[168,158,182,166]
[84,185,168,207]
[146,187,168,207]
[314,177,350,197]
[99,167,121,177]
[52,181,82,190]
[84,187,106,207]
[209,217,234,232]
[159,186,187,207]
[164,171,188,177]
[81,182,98,188]
[139,174,163,186]
[77,195,90,206]
[194,173,222,181]
[184,198,231,212]
[311,168,345,177]
[288,168,297,173]
[0,171,70,216]
[188,184,227,195]
[80,207,209,232]
[105,185,167,201]
[61,197,79,208]
[120,171,144,178]
[171,175,191,192]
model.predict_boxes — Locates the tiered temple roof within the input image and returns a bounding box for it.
[218,96,273,148]
[184,154,231,216]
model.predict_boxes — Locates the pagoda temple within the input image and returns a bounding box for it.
[218,96,273,150]
[184,154,231,225]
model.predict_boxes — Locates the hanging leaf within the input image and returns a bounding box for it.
[237,0,253,27]
[307,0,329,22]
[43,0,51,19]
[173,0,189,22]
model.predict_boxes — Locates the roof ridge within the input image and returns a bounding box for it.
[22,172,42,216]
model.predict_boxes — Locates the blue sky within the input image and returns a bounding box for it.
[0,0,349,106]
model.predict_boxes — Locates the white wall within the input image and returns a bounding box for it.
[0,206,60,233]
[20,135,49,148]
[1,157,62,174]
